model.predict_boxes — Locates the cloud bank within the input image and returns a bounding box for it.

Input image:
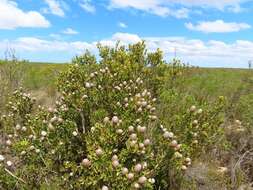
[1,33,253,68]
[185,20,251,33]
[0,0,50,29]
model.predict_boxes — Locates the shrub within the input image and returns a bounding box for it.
[0,57,26,111]
[0,42,226,189]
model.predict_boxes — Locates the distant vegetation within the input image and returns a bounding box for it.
[0,42,253,189]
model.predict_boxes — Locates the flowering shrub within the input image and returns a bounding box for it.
[0,54,26,110]
[0,42,226,189]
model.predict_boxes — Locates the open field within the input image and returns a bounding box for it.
[3,63,252,100]
[18,64,253,113]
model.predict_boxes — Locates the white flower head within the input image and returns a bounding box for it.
[16,124,21,130]
[6,161,12,167]
[41,131,47,137]
[102,185,109,190]
[0,155,5,162]
[6,140,12,146]
[21,126,27,132]
[72,131,78,136]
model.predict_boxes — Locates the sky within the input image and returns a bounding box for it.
[1,0,253,67]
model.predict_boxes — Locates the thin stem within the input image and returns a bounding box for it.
[5,168,26,184]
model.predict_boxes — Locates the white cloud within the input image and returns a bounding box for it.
[0,0,50,29]
[1,37,96,53]
[62,28,79,35]
[166,0,248,11]
[109,0,189,18]
[185,20,251,33]
[172,8,189,18]
[118,22,127,28]
[43,0,65,17]
[1,32,253,67]
[79,0,96,13]
[108,0,251,17]
[111,33,141,43]
[98,33,141,47]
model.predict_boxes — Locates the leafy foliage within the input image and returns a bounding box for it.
[0,42,226,189]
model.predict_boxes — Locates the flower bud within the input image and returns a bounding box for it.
[192,120,198,126]
[137,126,146,133]
[82,158,91,167]
[163,131,174,139]
[85,82,91,88]
[111,155,118,161]
[41,131,47,137]
[197,109,203,114]
[16,124,21,130]
[185,158,191,163]
[112,116,119,124]
[72,131,78,136]
[6,140,11,146]
[170,140,178,147]
[144,139,151,146]
[175,144,182,151]
[138,176,147,184]
[148,178,155,184]
[150,115,157,121]
[29,145,35,151]
[116,129,123,134]
[112,160,119,168]
[102,185,109,190]
[181,165,187,170]
[0,155,5,162]
[127,173,134,180]
[58,118,63,123]
[141,101,147,107]
[35,149,40,153]
[130,133,137,140]
[122,167,129,175]
[139,143,145,149]
[103,117,110,123]
[95,148,103,156]
[133,183,140,189]
[129,140,137,147]
[6,161,12,167]
[128,126,134,133]
[134,164,142,173]
[190,105,196,112]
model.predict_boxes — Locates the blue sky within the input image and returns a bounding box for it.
[1,0,253,67]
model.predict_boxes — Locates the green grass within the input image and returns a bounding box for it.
[176,68,252,99]
[3,62,251,101]
[23,63,69,90]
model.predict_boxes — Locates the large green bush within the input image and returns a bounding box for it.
[0,42,226,189]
